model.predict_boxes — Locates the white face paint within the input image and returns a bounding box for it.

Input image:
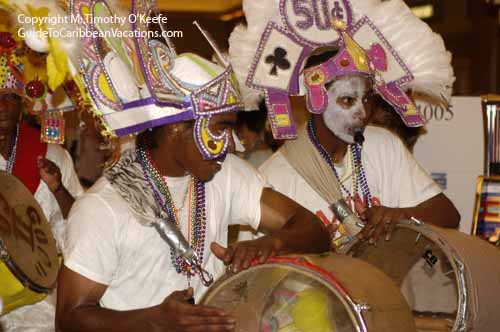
[322,76,371,144]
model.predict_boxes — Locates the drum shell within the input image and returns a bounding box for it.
[343,221,500,332]
[201,253,416,332]
[0,171,59,315]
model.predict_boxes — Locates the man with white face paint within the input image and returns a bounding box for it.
[322,75,372,145]
[256,51,460,246]
[230,0,460,246]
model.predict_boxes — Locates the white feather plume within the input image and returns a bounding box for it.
[9,0,82,73]
[366,0,455,103]
[229,24,263,110]
[350,0,382,21]
[229,0,280,110]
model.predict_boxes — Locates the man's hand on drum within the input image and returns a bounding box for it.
[211,236,282,273]
[37,156,63,193]
[152,288,235,332]
[358,206,410,244]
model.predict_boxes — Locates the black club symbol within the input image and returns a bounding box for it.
[265,47,291,76]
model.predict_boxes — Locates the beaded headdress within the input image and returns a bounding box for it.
[229,0,455,137]
[0,0,79,143]
[70,0,244,160]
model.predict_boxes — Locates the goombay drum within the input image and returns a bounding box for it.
[201,253,416,332]
[0,171,59,315]
[342,219,500,332]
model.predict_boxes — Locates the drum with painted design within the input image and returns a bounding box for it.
[201,253,416,332]
[0,171,58,315]
[342,219,500,332]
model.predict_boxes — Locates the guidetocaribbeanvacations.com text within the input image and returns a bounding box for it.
[17,27,183,40]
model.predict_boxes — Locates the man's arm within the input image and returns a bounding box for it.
[56,266,235,332]
[211,188,331,273]
[358,129,460,244]
[404,193,460,228]
[360,193,460,244]
[38,156,75,218]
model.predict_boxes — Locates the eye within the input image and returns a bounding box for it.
[337,96,357,108]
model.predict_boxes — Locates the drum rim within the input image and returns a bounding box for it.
[0,171,58,293]
[341,219,468,332]
[0,240,53,293]
[201,255,369,332]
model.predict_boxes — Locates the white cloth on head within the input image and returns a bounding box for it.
[0,144,83,332]
[63,154,265,310]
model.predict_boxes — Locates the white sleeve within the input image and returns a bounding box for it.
[63,193,118,285]
[387,133,442,208]
[46,145,84,198]
[227,155,266,230]
[259,152,297,200]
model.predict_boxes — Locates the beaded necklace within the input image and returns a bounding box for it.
[136,144,207,278]
[5,124,19,174]
[307,119,372,208]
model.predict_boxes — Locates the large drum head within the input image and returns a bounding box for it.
[201,254,416,332]
[0,171,58,292]
[343,220,500,332]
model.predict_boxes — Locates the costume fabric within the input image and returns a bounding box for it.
[259,126,441,234]
[64,154,265,308]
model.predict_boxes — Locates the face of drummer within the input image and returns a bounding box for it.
[0,93,22,143]
[322,75,374,144]
[154,112,237,182]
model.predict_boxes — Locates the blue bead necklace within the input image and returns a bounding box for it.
[307,118,372,208]
[137,144,207,277]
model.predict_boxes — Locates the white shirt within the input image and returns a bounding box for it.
[259,126,448,314]
[64,154,265,309]
[259,126,441,228]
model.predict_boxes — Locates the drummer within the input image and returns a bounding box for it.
[0,5,83,331]
[55,7,330,332]
[0,24,83,250]
[230,0,460,246]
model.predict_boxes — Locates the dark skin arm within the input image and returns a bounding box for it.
[211,188,331,273]
[37,156,75,218]
[359,193,460,244]
[56,267,235,332]
[56,189,329,332]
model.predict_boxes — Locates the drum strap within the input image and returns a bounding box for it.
[11,122,48,194]
[281,125,345,205]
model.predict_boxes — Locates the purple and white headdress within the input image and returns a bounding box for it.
[229,0,455,137]
[229,0,379,139]
[70,0,243,160]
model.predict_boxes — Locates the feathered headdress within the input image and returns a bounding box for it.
[0,0,80,143]
[70,0,243,160]
[229,0,454,138]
